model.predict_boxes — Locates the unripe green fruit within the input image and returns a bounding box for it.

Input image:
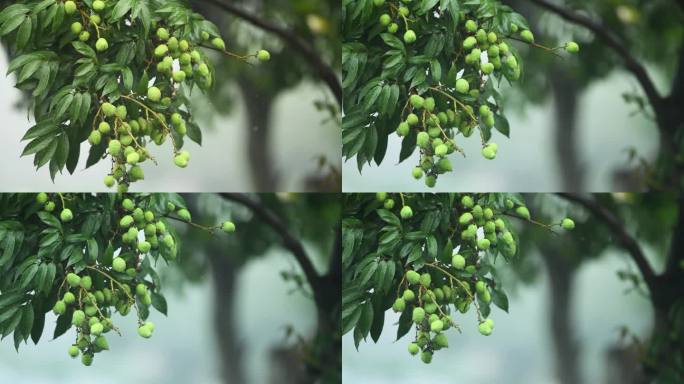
[95,38,108,52]
[398,6,409,16]
[480,288,491,303]
[126,152,140,165]
[106,140,121,156]
[201,31,210,40]
[120,215,134,228]
[71,22,83,34]
[437,158,452,172]
[211,37,226,50]
[122,198,135,211]
[461,195,474,208]
[516,206,530,220]
[434,144,448,157]
[72,310,86,326]
[400,206,413,219]
[63,292,76,305]
[92,0,105,11]
[130,166,145,181]
[455,78,469,94]
[141,293,152,305]
[36,192,48,204]
[421,351,433,364]
[198,63,210,77]
[60,209,73,222]
[412,167,423,180]
[565,41,580,53]
[80,275,92,290]
[451,254,466,269]
[402,289,415,302]
[179,39,189,51]
[112,257,126,273]
[520,29,535,43]
[481,62,494,75]
[136,283,147,296]
[53,300,66,315]
[412,307,425,323]
[68,345,79,358]
[478,321,493,336]
[477,238,491,250]
[408,343,419,355]
[434,333,449,348]
[392,298,406,312]
[424,97,436,112]
[90,323,104,336]
[475,280,486,294]
[156,27,170,40]
[376,192,387,202]
[222,221,236,233]
[419,273,431,287]
[387,23,399,33]
[147,86,161,102]
[416,132,430,149]
[103,175,115,188]
[94,335,109,350]
[64,1,77,14]
[482,143,498,160]
[172,70,186,82]
[459,212,473,225]
[383,199,395,209]
[138,241,151,253]
[465,19,477,33]
[138,325,152,338]
[97,121,111,134]
[406,270,420,285]
[396,122,410,137]
[154,44,169,57]
[562,218,575,230]
[502,231,514,245]
[410,94,425,109]
[177,208,192,221]
[144,211,154,222]
[373,0,385,6]
[430,320,444,332]
[66,273,81,287]
[506,55,518,69]
[90,14,101,25]
[88,130,101,145]
[174,154,188,168]
[463,36,477,50]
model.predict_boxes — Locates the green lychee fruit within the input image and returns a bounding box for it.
[410,94,425,109]
[92,0,105,11]
[562,218,575,230]
[383,199,395,209]
[482,143,498,160]
[68,345,79,358]
[565,41,580,53]
[53,300,66,315]
[136,283,147,296]
[90,322,104,336]
[408,343,419,355]
[477,238,490,250]
[416,132,430,149]
[147,86,161,102]
[430,320,444,332]
[419,273,431,287]
[60,209,73,222]
[222,221,236,233]
[79,31,90,41]
[120,215,134,228]
[112,257,126,272]
[434,333,449,348]
[516,206,530,220]
[451,254,466,269]
[392,298,406,312]
[64,1,77,14]
[400,206,413,219]
[459,212,473,225]
[520,29,535,43]
[211,37,226,50]
[94,335,109,350]
[465,19,477,33]
[421,351,433,364]
[138,241,151,253]
[63,292,76,305]
[107,139,121,156]
[80,275,92,290]
[138,325,152,338]
[67,273,81,287]
[95,38,108,52]
[402,289,415,302]
[72,310,86,326]
[177,208,191,221]
[126,152,140,165]
[88,130,102,145]
[455,78,469,94]
[463,36,477,50]
[156,27,170,40]
[406,270,420,285]
[412,307,425,323]
[412,167,424,180]
[154,44,169,57]
[36,192,48,204]
[257,49,271,62]
[478,321,493,336]
[71,22,83,34]
[396,122,410,137]
[81,354,93,366]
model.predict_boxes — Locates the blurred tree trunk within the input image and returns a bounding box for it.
[550,71,584,191]
[207,245,245,384]
[540,248,581,384]
[238,79,277,191]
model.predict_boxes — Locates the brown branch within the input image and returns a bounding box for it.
[219,194,322,295]
[200,0,342,105]
[557,193,658,293]
[665,194,684,275]
[528,0,665,120]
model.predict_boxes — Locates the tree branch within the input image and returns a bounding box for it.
[527,0,664,119]
[665,194,684,275]
[557,193,658,293]
[200,0,342,105]
[219,194,322,294]
[328,226,341,281]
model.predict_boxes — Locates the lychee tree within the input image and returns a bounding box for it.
[0,192,236,365]
[342,192,573,363]
[342,0,578,187]
[0,0,270,190]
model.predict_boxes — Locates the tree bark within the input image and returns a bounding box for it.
[238,79,277,191]
[540,249,581,384]
[207,246,245,384]
[550,70,584,191]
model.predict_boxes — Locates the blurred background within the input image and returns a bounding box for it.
[0,0,341,192]
[0,193,341,384]
[343,0,683,192]
[343,193,683,383]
